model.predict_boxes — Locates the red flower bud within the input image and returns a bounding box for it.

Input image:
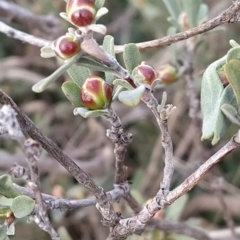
[157,64,177,84]
[52,35,80,59]
[136,61,156,85]
[80,76,113,110]
[66,0,96,27]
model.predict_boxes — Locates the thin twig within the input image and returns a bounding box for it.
[0,89,121,228]
[106,134,240,239]
[1,2,240,53]
[14,183,129,210]
[103,108,132,184]
[0,0,61,35]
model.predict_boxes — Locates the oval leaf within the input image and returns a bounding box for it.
[224,59,240,105]
[113,79,134,90]
[67,64,90,88]
[62,81,83,107]
[95,0,106,9]
[103,35,116,84]
[0,206,12,219]
[123,43,141,73]
[118,85,145,107]
[0,175,21,198]
[0,225,7,240]
[200,56,238,145]
[226,47,240,63]
[11,195,35,218]
[221,103,240,126]
[40,46,55,58]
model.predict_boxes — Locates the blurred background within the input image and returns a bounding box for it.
[0,0,240,239]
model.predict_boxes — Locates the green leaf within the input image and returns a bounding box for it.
[58,226,73,240]
[103,35,116,84]
[61,81,83,107]
[165,194,189,221]
[123,43,141,73]
[67,64,90,88]
[0,175,21,198]
[113,79,134,90]
[162,0,181,24]
[221,104,240,126]
[200,56,238,145]
[182,0,201,27]
[118,85,145,107]
[224,59,240,105]
[226,47,240,63]
[0,206,12,219]
[11,195,35,218]
[73,107,108,118]
[0,225,7,240]
[32,54,81,93]
[40,46,55,58]
[95,0,105,9]
[197,3,209,24]
[6,223,15,236]
[77,57,116,73]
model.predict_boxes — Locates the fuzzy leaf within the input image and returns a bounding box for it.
[73,107,108,118]
[77,57,116,73]
[224,59,240,105]
[197,3,209,23]
[61,81,83,107]
[201,56,238,145]
[226,47,240,63]
[118,85,145,107]
[6,224,15,236]
[103,35,116,84]
[0,225,7,240]
[113,79,134,90]
[0,206,12,219]
[221,103,240,126]
[67,64,90,88]
[162,0,181,25]
[95,0,106,9]
[123,43,141,73]
[182,0,201,27]
[11,195,35,218]
[40,46,55,58]
[0,175,21,198]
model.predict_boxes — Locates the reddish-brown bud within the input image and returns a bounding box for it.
[136,61,156,85]
[157,64,178,84]
[80,76,113,110]
[66,0,96,27]
[52,35,80,59]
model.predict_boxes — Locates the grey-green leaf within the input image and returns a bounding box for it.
[0,225,7,240]
[61,81,83,107]
[0,175,21,198]
[221,103,240,126]
[118,85,145,107]
[226,47,240,63]
[11,195,35,218]
[123,43,141,73]
[201,56,236,145]
[182,0,201,27]
[95,0,106,9]
[0,206,12,219]
[73,107,108,118]
[162,0,181,24]
[67,64,90,88]
[197,3,209,24]
[113,79,134,90]
[224,59,240,105]
[103,35,116,84]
